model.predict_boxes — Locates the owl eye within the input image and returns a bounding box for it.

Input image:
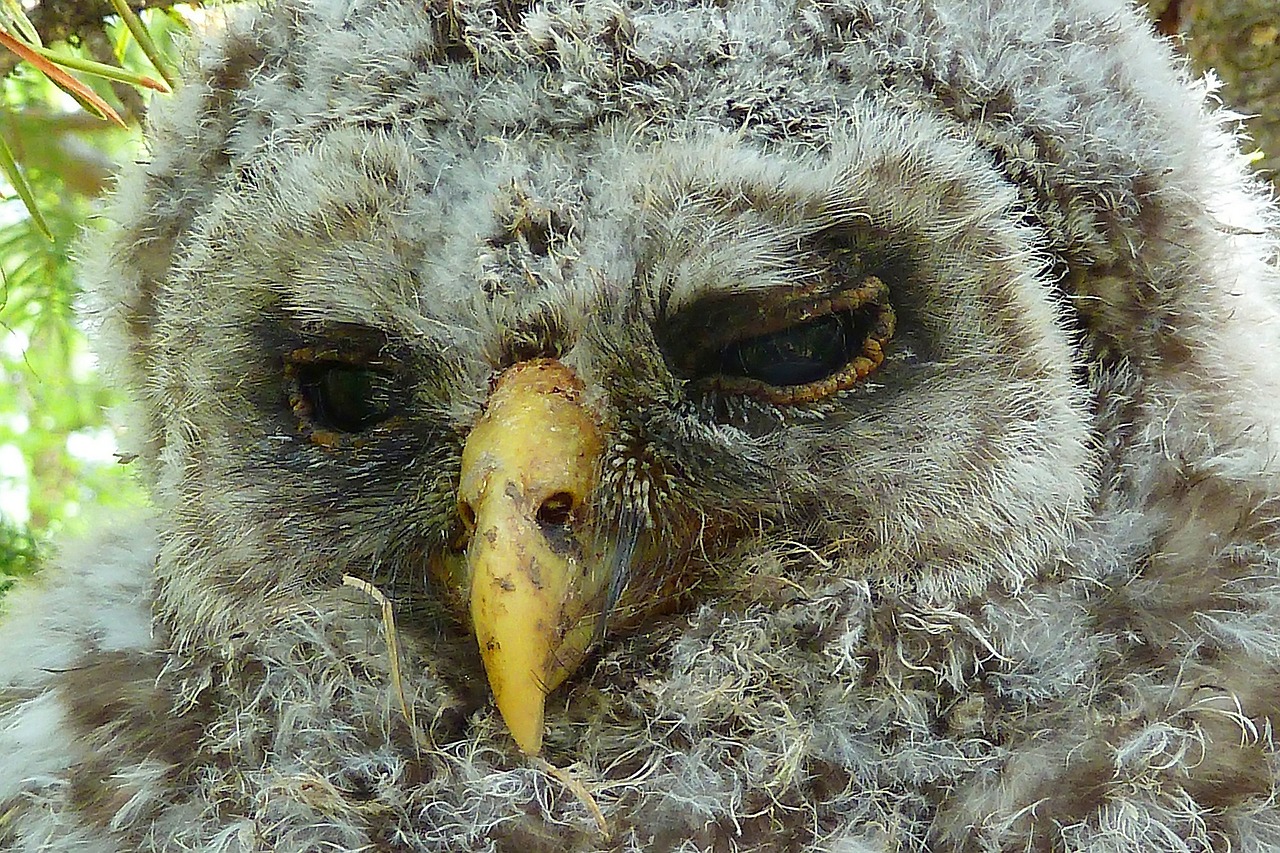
[285,345,400,441]
[717,312,860,387]
[669,275,896,405]
[297,365,397,433]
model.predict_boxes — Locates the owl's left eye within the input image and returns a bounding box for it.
[667,275,896,405]
[718,312,863,387]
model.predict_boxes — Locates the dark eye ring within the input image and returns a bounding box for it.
[285,348,399,444]
[700,276,896,404]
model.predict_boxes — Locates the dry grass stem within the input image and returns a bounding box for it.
[342,574,422,756]
[532,757,611,839]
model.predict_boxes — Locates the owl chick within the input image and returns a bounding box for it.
[2,0,1280,850]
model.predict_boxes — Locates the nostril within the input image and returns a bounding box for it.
[536,491,576,528]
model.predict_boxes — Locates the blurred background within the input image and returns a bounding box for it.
[0,0,1275,597]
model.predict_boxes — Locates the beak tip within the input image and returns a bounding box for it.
[500,697,546,756]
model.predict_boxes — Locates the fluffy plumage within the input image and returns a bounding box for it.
[3,0,1280,849]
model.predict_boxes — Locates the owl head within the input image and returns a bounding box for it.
[83,0,1280,783]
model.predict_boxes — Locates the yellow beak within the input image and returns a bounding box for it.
[458,359,608,755]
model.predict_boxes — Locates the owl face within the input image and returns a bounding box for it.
[50,0,1280,846]
[133,49,1092,751]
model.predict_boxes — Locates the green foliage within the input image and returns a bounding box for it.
[0,181,144,528]
[0,8,197,590]
[0,513,35,598]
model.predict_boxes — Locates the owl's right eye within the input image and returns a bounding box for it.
[285,345,400,442]
[296,365,397,433]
